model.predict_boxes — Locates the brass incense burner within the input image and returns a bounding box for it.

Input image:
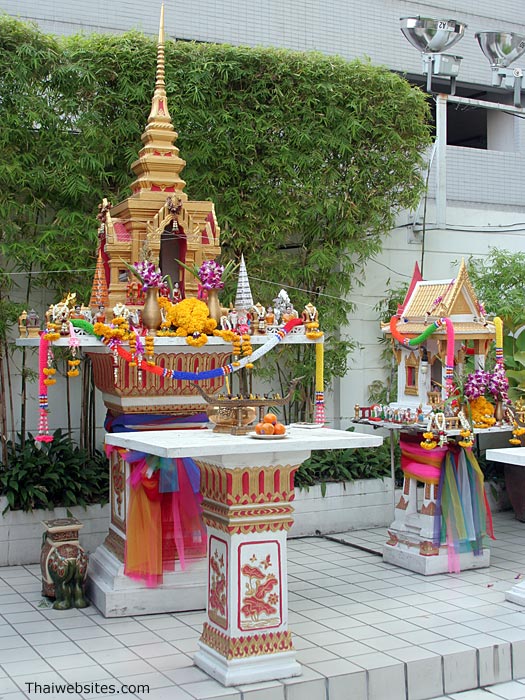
[191,377,303,435]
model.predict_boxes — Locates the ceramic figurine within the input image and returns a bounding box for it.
[18,310,28,338]
[41,518,89,610]
[220,314,232,330]
[112,302,131,321]
[69,305,85,320]
[228,307,239,332]
[94,305,106,324]
[302,302,318,325]
[252,303,266,334]
[51,302,71,335]
[237,308,251,334]
[26,309,41,337]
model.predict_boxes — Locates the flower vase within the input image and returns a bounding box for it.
[142,287,162,334]
[494,399,505,424]
[206,288,222,325]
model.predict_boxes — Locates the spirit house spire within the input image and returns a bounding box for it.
[129,2,187,197]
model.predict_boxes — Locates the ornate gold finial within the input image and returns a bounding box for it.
[146,2,171,127]
[129,2,187,196]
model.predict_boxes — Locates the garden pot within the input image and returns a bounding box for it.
[504,464,525,521]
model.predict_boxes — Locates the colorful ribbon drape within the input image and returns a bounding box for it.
[389,315,456,395]
[400,438,448,484]
[434,445,494,573]
[72,317,304,382]
[400,437,494,573]
[106,446,206,587]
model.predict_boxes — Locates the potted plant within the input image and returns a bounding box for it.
[0,429,110,565]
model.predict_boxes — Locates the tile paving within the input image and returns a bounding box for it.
[1,511,525,699]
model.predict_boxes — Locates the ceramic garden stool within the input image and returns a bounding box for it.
[41,517,89,610]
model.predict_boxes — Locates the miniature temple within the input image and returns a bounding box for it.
[379,260,498,575]
[382,259,495,411]
[75,7,326,617]
[96,3,220,313]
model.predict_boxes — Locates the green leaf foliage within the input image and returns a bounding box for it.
[0,429,109,512]
[467,250,525,401]
[467,249,525,332]
[295,430,399,490]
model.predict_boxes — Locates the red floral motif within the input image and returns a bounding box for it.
[209,550,226,618]
[240,560,279,622]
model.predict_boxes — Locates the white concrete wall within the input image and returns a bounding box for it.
[289,478,394,537]
[4,0,525,89]
[0,499,110,566]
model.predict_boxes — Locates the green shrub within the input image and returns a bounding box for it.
[0,429,109,513]
[295,430,397,495]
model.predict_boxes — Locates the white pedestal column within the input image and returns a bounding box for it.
[193,450,308,686]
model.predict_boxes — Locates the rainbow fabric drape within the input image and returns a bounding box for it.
[401,439,448,484]
[400,438,494,573]
[106,446,206,587]
[433,445,494,573]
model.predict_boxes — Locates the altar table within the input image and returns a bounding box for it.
[104,426,382,685]
[486,447,525,607]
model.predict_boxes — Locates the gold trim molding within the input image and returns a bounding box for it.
[200,622,294,659]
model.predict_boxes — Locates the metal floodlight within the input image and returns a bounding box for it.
[401,16,467,94]
[476,32,525,107]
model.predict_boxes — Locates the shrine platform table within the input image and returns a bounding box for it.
[103,425,381,459]
[98,427,382,685]
[487,446,525,467]
[486,447,525,607]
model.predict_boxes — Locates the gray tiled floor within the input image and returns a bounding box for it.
[1,511,525,700]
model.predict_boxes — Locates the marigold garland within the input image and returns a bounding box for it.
[510,421,525,446]
[94,320,133,342]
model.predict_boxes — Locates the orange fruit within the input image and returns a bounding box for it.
[255,422,265,435]
[263,412,278,424]
[260,422,275,435]
[273,422,286,435]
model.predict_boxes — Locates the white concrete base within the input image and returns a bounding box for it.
[194,643,302,686]
[87,544,206,617]
[505,580,525,606]
[289,478,394,537]
[383,543,490,575]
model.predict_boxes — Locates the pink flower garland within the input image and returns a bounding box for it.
[36,334,53,443]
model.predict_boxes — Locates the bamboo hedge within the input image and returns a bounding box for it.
[0,16,431,434]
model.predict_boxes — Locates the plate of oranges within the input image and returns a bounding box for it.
[250,413,288,439]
